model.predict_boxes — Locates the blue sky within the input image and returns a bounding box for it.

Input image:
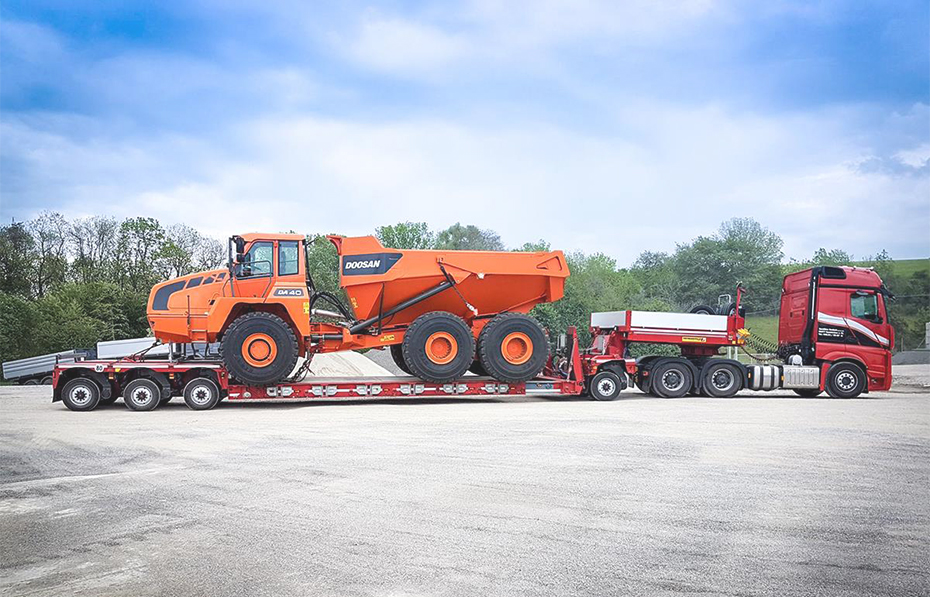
[1,0,928,262]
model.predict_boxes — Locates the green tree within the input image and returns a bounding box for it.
[305,235,341,294]
[0,292,38,362]
[114,217,165,291]
[376,222,433,249]
[0,222,35,296]
[28,211,70,297]
[673,218,784,310]
[434,223,504,251]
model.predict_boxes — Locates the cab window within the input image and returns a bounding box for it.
[278,241,300,276]
[239,242,273,277]
[850,292,879,322]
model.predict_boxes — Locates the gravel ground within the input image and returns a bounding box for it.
[1,384,928,597]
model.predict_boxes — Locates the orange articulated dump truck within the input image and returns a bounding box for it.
[147,233,569,385]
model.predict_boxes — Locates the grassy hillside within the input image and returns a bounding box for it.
[854,257,930,280]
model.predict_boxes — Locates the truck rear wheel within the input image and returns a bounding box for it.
[390,344,412,375]
[793,388,822,398]
[402,312,474,383]
[652,360,693,398]
[221,312,298,385]
[477,313,548,384]
[701,362,742,398]
[826,363,866,399]
[123,378,161,411]
[61,378,102,411]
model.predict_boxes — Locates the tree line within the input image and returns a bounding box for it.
[1,214,927,368]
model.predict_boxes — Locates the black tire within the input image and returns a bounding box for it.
[689,305,716,315]
[651,360,693,398]
[221,312,298,385]
[468,359,490,376]
[123,378,161,411]
[402,312,474,383]
[40,376,53,385]
[23,378,39,386]
[390,344,412,375]
[159,395,174,405]
[589,371,623,401]
[702,361,743,397]
[719,302,745,317]
[793,388,822,398]
[183,377,221,410]
[826,363,866,399]
[61,378,102,411]
[477,313,549,383]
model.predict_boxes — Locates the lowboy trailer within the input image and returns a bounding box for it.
[50,265,894,411]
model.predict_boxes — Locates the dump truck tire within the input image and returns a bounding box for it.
[390,344,412,375]
[402,312,474,383]
[477,313,549,384]
[221,312,298,385]
[61,378,101,411]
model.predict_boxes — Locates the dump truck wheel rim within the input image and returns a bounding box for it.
[242,333,277,367]
[425,332,457,365]
[501,332,532,365]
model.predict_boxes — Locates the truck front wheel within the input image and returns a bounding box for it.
[221,312,299,385]
[826,363,866,399]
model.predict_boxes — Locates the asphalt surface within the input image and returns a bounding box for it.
[1,384,929,597]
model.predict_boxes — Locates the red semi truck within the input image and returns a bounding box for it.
[51,265,893,410]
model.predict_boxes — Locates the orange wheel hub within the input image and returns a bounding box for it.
[501,332,532,365]
[425,332,458,365]
[242,333,277,368]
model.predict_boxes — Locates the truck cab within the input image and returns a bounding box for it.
[779,266,894,393]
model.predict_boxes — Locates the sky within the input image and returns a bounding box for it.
[1,0,928,263]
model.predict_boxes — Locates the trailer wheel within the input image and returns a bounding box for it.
[123,378,161,411]
[183,378,221,410]
[826,363,866,399]
[40,376,53,385]
[221,312,299,385]
[652,361,693,398]
[61,378,102,411]
[793,389,822,398]
[402,312,474,383]
[589,371,623,401]
[701,362,742,398]
[390,344,412,375]
[477,313,549,383]
[23,378,39,386]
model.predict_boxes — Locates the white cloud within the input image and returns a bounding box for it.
[5,102,926,261]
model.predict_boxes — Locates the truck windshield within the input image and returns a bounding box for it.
[240,242,273,277]
[850,292,879,321]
